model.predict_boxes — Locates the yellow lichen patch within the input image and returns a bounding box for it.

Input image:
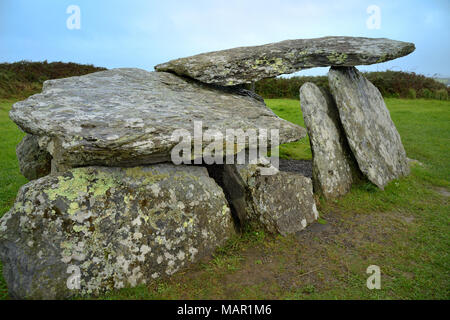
[221,205,229,216]
[44,168,116,203]
[377,54,389,63]
[68,202,80,215]
[254,57,288,73]
[73,225,88,233]
[24,201,34,214]
[44,170,89,202]
[327,52,348,64]
[125,167,169,184]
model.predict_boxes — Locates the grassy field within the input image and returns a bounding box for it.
[0,98,449,300]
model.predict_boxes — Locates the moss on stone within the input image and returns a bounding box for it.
[327,52,348,64]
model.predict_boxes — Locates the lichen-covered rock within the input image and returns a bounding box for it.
[9,68,305,170]
[16,134,52,180]
[300,83,357,199]
[212,163,318,235]
[0,164,235,299]
[328,67,410,189]
[155,37,415,86]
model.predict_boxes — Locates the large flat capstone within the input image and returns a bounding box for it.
[0,164,235,299]
[9,68,305,170]
[300,83,357,199]
[155,37,415,86]
[328,67,410,189]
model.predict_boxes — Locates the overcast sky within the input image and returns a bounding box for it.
[1,0,449,76]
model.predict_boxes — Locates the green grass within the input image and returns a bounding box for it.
[269,97,449,299]
[268,99,313,160]
[0,98,449,300]
[0,100,27,215]
[0,99,27,299]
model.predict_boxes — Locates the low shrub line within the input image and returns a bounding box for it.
[254,70,449,100]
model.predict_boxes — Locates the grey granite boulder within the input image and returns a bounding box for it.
[328,67,410,189]
[210,162,318,235]
[16,134,52,180]
[9,68,305,171]
[155,37,415,86]
[300,83,357,199]
[0,164,235,299]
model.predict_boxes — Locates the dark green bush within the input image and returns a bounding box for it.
[420,88,434,99]
[255,76,329,100]
[0,60,106,99]
[2,62,448,101]
[435,89,448,100]
[364,70,448,98]
[407,88,417,99]
[255,70,449,100]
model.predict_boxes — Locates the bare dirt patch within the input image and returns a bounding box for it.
[164,207,414,299]
[433,187,450,197]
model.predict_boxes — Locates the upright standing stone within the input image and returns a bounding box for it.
[16,134,52,181]
[328,67,410,189]
[300,82,357,199]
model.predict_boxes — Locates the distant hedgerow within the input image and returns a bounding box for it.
[1,62,448,101]
[435,89,448,100]
[254,70,449,100]
[0,60,106,99]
